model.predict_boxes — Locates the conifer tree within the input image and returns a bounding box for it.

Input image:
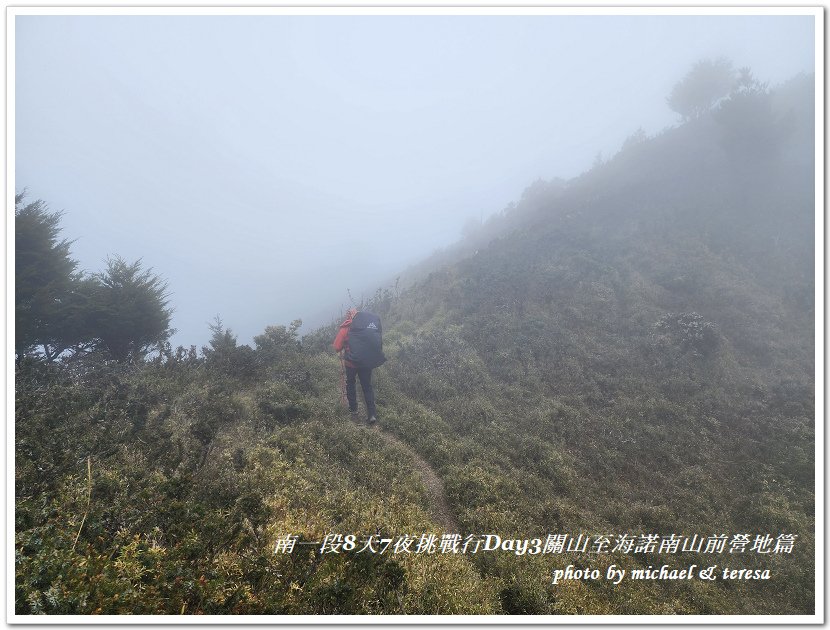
[15,194,83,359]
[667,57,736,121]
[90,256,173,361]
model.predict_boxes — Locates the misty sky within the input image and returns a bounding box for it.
[14,11,815,349]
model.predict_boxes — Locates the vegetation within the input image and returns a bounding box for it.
[15,195,84,359]
[15,195,172,363]
[666,57,736,121]
[15,64,815,615]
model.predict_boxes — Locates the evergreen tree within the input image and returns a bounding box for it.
[714,66,790,162]
[253,319,302,364]
[202,316,258,379]
[90,256,173,361]
[667,57,736,121]
[15,194,83,359]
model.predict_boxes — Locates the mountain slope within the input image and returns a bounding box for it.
[15,74,815,616]
[364,72,815,613]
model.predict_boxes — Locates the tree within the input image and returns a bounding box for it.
[253,319,302,364]
[714,66,789,162]
[15,194,84,359]
[202,316,258,379]
[202,316,238,359]
[620,127,648,153]
[667,57,736,121]
[732,66,769,97]
[90,256,173,361]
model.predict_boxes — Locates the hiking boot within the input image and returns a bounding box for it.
[349,411,359,422]
[366,415,378,426]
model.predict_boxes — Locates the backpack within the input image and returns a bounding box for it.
[345,311,387,369]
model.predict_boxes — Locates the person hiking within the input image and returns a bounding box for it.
[333,307,386,425]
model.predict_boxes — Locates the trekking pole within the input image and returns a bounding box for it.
[338,352,348,407]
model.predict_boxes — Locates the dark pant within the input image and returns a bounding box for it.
[345,366,375,418]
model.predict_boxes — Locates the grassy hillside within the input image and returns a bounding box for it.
[15,74,815,615]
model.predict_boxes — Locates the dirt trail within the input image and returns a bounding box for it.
[369,425,460,532]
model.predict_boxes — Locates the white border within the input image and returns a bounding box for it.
[813,5,825,624]
[5,612,824,624]
[6,4,824,626]
[5,5,825,16]
[6,5,15,627]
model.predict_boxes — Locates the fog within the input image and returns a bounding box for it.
[14,11,814,348]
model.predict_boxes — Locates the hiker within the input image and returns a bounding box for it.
[333,308,386,425]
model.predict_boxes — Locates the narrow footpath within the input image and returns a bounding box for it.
[369,425,460,533]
